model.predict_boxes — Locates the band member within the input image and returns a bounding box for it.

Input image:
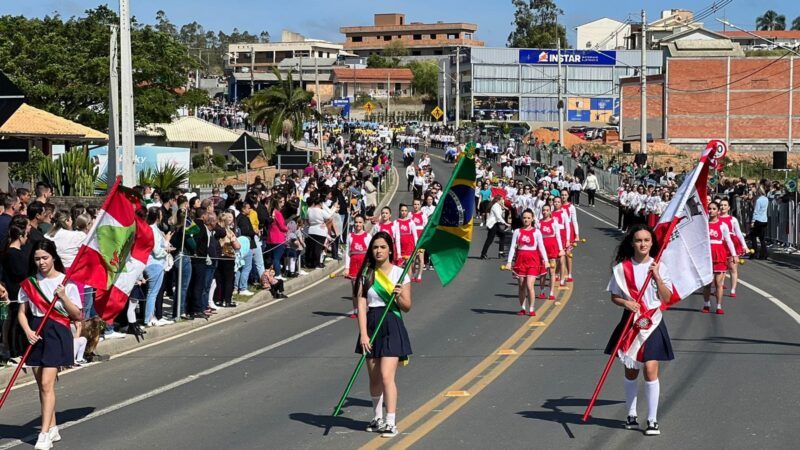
[703,201,737,314]
[551,197,571,286]
[605,224,674,436]
[372,206,401,259]
[355,232,412,438]
[506,209,548,316]
[17,240,83,450]
[538,205,565,300]
[718,198,749,297]
[345,215,369,318]
[410,199,428,282]
[396,204,418,267]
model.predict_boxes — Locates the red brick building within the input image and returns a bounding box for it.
[621,57,800,152]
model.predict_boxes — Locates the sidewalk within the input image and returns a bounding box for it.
[0,165,400,388]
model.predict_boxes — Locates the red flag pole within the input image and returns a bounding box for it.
[0,176,127,410]
[582,152,713,422]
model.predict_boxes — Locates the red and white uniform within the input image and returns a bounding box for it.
[411,211,427,239]
[372,220,402,258]
[561,202,580,244]
[719,215,748,256]
[552,208,572,248]
[507,227,548,277]
[538,218,564,260]
[396,217,418,258]
[709,220,736,273]
[345,231,369,278]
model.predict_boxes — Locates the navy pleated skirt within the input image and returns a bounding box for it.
[355,306,412,358]
[25,316,74,368]
[604,310,674,362]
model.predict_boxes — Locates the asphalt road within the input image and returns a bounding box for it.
[1,149,798,449]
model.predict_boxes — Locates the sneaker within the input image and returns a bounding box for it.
[275,275,286,281]
[34,432,52,450]
[156,318,174,326]
[48,426,61,442]
[566,277,574,282]
[517,310,526,316]
[412,278,422,283]
[528,310,536,316]
[537,292,546,299]
[716,308,725,315]
[104,331,127,340]
[366,418,384,432]
[298,270,309,276]
[238,290,255,297]
[701,306,710,313]
[644,420,660,435]
[379,423,398,438]
[625,416,639,430]
[348,313,358,319]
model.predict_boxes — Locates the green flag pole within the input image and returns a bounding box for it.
[331,144,475,417]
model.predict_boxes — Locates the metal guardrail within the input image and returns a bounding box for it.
[550,153,622,194]
[734,196,798,249]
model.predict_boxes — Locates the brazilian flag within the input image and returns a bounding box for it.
[416,144,477,286]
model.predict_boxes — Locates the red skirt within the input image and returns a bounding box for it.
[711,244,729,272]
[513,250,545,277]
[348,253,366,278]
[543,239,560,260]
[400,235,416,258]
[731,236,745,256]
[647,213,659,228]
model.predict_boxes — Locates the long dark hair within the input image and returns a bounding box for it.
[29,239,66,277]
[613,224,659,264]
[355,231,396,299]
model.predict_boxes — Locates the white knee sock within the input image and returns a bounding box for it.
[127,301,137,323]
[74,336,87,361]
[385,412,396,426]
[289,258,296,272]
[371,395,384,420]
[645,379,660,423]
[624,378,638,417]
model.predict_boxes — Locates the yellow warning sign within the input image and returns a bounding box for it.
[363,101,375,113]
[431,106,444,121]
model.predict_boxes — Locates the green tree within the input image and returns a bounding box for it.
[243,68,321,146]
[155,10,177,36]
[756,10,786,31]
[367,54,394,68]
[507,0,567,49]
[792,16,800,30]
[180,88,211,110]
[407,60,439,98]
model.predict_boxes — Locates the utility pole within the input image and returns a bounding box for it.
[119,0,136,187]
[107,24,120,187]
[557,31,564,148]
[387,73,391,122]
[250,46,255,97]
[455,46,461,130]
[442,58,448,125]
[640,9,648,154]
[314,57,323,151]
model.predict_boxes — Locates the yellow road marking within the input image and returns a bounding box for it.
[444,391,471,397]
[528,321,547,327]
[497,349,517,355]
[360,285,574,450]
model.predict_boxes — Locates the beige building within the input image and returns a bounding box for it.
[340,13,484,57]
[332,67,414,100]
[575,18,631,50]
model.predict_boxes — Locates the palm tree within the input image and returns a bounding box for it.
[243,68,320,149]
[792,16,800,31]
[756,10,786,31]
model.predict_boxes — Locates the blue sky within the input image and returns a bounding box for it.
[3,1,796,47]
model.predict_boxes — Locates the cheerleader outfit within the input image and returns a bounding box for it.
[604,258,674,367]
[18,274,81,368]
[709,221,736,273]
[354,265,413,359]
[346,232,370,279]
[719,215,747,256]
[552,209,572,250]
[411,211,427,238]
[396,218,418,259]
[538,218,564,261]
[561,202,580,244]
[507,227,548,277]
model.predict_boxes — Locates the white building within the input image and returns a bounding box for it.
[575,18,631,50]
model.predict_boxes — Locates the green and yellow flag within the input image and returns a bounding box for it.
[374,268,402,318]
[416,143,477,286]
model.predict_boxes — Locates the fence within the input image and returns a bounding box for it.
[734,195,798,249]
[551,153,622,194]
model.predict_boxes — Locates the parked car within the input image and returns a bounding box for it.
[567,126,588,140]
[508,126,528,141]
[584,127,602,140]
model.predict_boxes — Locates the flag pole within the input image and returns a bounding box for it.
[332,144,475,416]
[0,177,127,410]
[582,154,712,422]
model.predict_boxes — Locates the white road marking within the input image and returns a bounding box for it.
[0,317,347,449]
[576,206,800,326]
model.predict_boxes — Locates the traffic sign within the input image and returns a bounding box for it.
[431,106,444,121]
[363,101,375,113]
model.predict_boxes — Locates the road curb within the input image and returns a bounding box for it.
[0,166,400,388]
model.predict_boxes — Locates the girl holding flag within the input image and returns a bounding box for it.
[17,240,82,449]
[703,201,737,314]
[605,224,674,436]
[506,209,548,316]
[355,231,412,438]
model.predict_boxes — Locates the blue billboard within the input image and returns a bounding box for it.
[519,49,617,65]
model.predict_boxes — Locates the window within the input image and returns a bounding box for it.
[378,83,386,90]
[384,35,392,41]
[412,50,421,56]
[448,33,458,40]
[352,36,362,43]
[434,50,443,55]
[413,34,422,40]
[465,33,473,40]
[430,34,437,39]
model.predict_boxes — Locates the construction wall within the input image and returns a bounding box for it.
[620,75,665,142]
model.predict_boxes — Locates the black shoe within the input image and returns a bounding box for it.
[625,416,639,430]
[479,255,488,260]
[180,314,194,320]
[644,420,660,435]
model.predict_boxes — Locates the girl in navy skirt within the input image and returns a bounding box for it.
[604,224,674,436]
[17,240,82,449]
[354,231,412,438]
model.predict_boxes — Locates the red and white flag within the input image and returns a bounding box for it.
[615,141,720,367]
[69,178,154,323]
